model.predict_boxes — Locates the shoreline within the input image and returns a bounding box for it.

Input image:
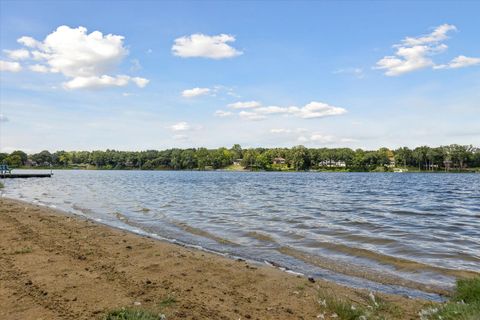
[2,195,467,301]
[8,167,480,173]
[0,197,433,319]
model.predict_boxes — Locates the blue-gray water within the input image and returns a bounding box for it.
[2,170,479,301]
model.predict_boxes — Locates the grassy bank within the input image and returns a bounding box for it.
[419,277,480,320]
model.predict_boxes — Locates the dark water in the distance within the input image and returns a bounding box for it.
[2,170,479,300]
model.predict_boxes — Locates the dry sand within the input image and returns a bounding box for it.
[0,197,430,319]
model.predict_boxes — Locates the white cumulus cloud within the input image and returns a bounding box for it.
[0,60,22,72]
[236,101,347,120]
[29,64,49,73]
[4,49,30,60]
[170,122,190,132]
[172,33,242,59]
[131,77,149,88]
[239,111,267,121]
[374,24,477,76]
[227,101,261,109]
[182,87,211,98]
[435,55,480,69]
[64,75,131,90]
[5,25,149,89]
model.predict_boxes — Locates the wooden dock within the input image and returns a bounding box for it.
[0,173,52,179]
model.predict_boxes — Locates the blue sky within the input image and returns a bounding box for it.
[0,1,479,153]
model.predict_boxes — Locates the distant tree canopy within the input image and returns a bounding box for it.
[1,144,479,171]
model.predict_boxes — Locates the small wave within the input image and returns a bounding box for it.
[245,231,277,243]
[171,221,239,246]
[72,204,93,215]
[135,207,151,214]
[301,240,480,280]
[277,246,451,296]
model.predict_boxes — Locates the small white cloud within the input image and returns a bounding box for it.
[401,24,456,46]
[0,114,9,122]
[63,75,148,90]
[270,128,292,134]
[17,36,42,48]
[170,121,190,131]
[4,49,30,60]
[0,60,22,72]
[214,110,232,117]
[239,111,266,121]
[131,77,149,88]
[29,64,49,73]
[63,75,130,89]
[172,33,242,59]
[435,55,480,69]
[237,101,347,120]
[270,128,307,134]
[227,101,261,109]
[288,101,347,119]
[182,87,211,98]
[7,25,149,89]
[375,24,463,76]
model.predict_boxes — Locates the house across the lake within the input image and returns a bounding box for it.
[272,157,286,165]
[318,160,346,167]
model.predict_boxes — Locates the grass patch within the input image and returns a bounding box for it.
[420,277,480,320]
[104,308,165,320]
[455,277,480,304]
[323,297,367,319]
[104,296,176,320]
[13,247,33,254]
[317,291,404,320]
[158,296,176,308]
[0,181,4,188]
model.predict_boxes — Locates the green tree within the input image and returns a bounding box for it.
[9,150,28,165]
[31,150,53,165]
[6,154,23,167]
[290,145,310,170]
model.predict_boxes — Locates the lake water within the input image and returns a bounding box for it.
[2,170,479,301]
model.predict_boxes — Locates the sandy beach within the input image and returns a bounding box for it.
[0,197,432,319]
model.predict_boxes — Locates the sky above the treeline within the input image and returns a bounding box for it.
[0,1,479,153]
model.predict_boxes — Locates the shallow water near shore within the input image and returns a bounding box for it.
[2,170,479,301]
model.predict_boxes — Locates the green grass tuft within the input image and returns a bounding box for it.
[324,297,366,319]
[104,308,165,320]
[420,277,480,320]
[454,277,480,304]
[158,296,176,308]
[13,247,33,254]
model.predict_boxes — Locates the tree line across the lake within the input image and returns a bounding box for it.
[1,144,479,172]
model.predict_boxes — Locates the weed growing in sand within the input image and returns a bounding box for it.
[104,308,166,320]
[420,277,480,320]
[0,182,4,188]
[317,291,401,320]
[13,247,32,254]
[158,296,177,309]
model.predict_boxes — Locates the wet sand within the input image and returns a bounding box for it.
[0,197,431,319]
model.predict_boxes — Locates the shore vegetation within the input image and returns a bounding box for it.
[1,144,479,172]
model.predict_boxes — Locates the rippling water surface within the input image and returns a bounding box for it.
[2,170,479,300]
